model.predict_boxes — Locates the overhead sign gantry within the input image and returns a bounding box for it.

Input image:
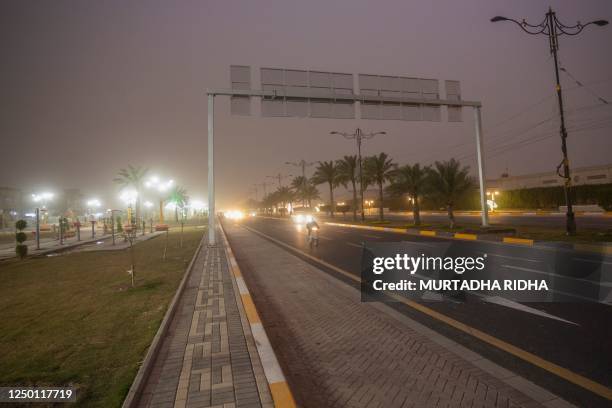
[206,66,487,245]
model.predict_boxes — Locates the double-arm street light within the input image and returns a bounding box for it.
[267,173,293,188]
[491,8,608,235]
[331,128,386,221]
[285,159,315,179]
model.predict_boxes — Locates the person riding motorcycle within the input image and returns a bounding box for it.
[305,219,319,241]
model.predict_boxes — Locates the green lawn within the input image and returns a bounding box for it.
[0,226,204,407]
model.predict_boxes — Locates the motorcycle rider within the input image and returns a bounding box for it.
[305,218,319,241]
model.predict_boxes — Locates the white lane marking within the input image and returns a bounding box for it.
[502,264,612,289]
[236,277,249,295]
[573,258,612,267]
[346,242,363,248]
[502,265,612,305]
[400,241,437,248]
[251,322,287,383]
[486,253,541,263]
[481,295,578,326]
[362,234,381,239]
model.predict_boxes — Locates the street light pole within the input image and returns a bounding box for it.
[491,9,608,235]
[267,173,292,188]
[331,128,386,221]
[35,207,40,250]
[286,160,315,207]
[285,159,315,179]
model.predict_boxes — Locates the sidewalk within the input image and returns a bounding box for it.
[222,222,576,408]
[132,235,276,408]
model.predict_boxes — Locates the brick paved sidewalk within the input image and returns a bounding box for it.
[223,223,574,408]
[135,241,273,408]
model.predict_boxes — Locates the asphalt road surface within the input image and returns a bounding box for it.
[236,216,612,407]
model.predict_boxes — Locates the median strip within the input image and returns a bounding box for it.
[323,219,609,255]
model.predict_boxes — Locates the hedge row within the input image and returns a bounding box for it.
[386,183,612,211]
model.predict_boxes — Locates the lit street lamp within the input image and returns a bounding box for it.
[491,9,608,235]
[32,192,54,249]
[331,129,386,221]
[144,176,173,224]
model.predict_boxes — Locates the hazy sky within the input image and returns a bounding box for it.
[1,0,611,208]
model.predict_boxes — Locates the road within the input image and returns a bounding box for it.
[237,216,612,406]
[352,211,612,229]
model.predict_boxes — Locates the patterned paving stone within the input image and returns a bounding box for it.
[135,240,271,407]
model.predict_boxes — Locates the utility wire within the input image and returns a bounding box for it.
[560,66,609,105]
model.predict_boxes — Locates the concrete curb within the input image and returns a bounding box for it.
[219,222,297,408]
[122,234,205,408]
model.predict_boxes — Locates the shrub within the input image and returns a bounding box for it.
[16,245,28,259]
[15,219,27,230]
[15,232,27,244]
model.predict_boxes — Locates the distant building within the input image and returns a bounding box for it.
[0,187,23,228]
[487,164,612,191]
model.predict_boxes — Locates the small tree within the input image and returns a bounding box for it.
[15,219,28,259]
[116,216,123,233]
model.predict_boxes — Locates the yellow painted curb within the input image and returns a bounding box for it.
[270,382,297,408]
[502,237,534,246]
[220,224,297,408]
[420,230,436,237]
[241,294,261,324]
[454,233,478,240]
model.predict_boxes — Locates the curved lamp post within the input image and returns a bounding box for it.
[331,129,386,221]
[491,9,608,235]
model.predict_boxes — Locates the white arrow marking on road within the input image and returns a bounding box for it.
[481,295,578,326]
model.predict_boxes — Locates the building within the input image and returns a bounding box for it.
[0,187,23,228]
[487,164,612,191]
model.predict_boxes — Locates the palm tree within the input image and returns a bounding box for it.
[387,163,430,226]
[302,180,320,208]
[275,186,295,216]
[428,159,474,229]
[290,176,308,207]
[363,153,396,221]
[168,185,189,222]
[312,161,340,217]
[262,193,276,215]
[114,165,148,224]
[336,155,359,221]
